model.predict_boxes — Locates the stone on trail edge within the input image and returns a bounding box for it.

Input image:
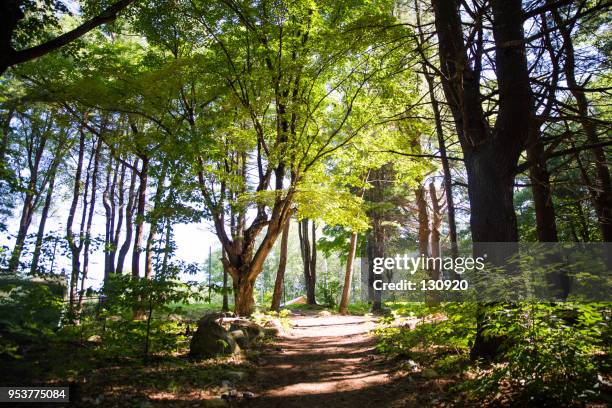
[189,319,240,359]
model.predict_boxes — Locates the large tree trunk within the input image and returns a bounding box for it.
[299,218,317,305]
[222,266,229,312]
[232,273,257,317]
[432,0,534,359]
[431,0,530,251]
[365,167,388,312]
[271,219,290,311]
[220,248,230,312]
[339,232,358,315]
[219,200,293,316]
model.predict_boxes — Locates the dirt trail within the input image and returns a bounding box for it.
[238,313,435,408]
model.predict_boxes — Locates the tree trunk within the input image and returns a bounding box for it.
[66,129,86,319]
[233,273,257,316]
[429,183,442,280]
[222,265,229,312]
[218,201,293,316]
[116,159,138,275]
[79,138,102,307]
[145,161,168,278]
[8,129,48,273]
[103,156,121,281]
[339,232,358,315]
[431,0,530,253]
[271,218,290,311]
[415,184,430,256]
[371,226,384,312]
[0,0,136,75]
[415,0,458,258]
[131,156,148,278]
[432,0,534,359]
[30,155,60,275]
[299,218,317,305]
[552,8,612,242]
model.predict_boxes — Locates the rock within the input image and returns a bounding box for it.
[198,312,230,324]
[318,310,332,316]
[262,320,284,336]
[229,320,265,342]
[406,359,419,372]
[189,320,240,359]
[221,389,238,401]
[229,329,249,348]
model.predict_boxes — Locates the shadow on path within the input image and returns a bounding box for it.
[237,314,457,408]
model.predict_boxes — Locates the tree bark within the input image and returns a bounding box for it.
[339,232,358,315]
[145,161,168,278]
[66,128,86,319]
[371,225,384,312]
[552,7,612,242]
[116,159,138,275]
[131,156,148,278]
[415,184,430,256]
[8,123,48,273]
[299,218,317,305]
[103,155,121,281]
[271,218,290,311]
[0,0,135,74]
[79,138,102,306]
[431,0,531,255]
[30,149,61,275]
[432,0,534,359]
[30,139,65,276]
[528,139,559,242]
[429,183,443,280]
[415,0,458,258]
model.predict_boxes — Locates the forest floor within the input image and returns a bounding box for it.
[235,312,461,408]
[1,309,463,408]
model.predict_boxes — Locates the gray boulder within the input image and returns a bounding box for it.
[262,319,284,336]
[189,320,240,359]
[229,319,265,340]
[229,329,249,348]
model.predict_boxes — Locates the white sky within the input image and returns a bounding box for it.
[2,200,222,289]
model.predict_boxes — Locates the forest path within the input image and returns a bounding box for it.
[237,313,432,408]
